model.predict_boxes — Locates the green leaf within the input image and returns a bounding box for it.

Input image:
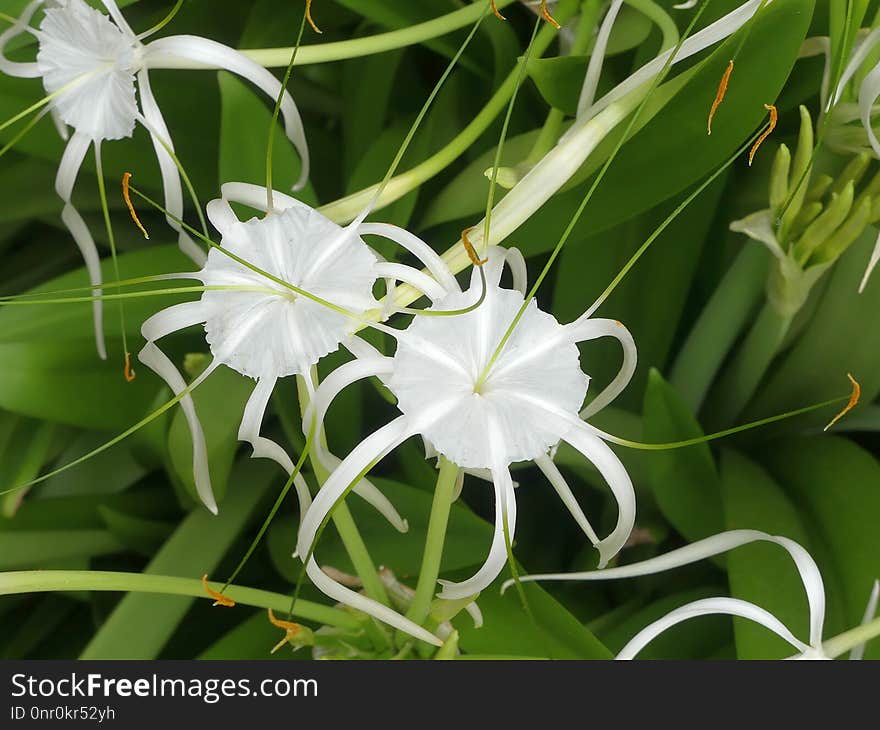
[642,369,724,541]
[97,506,175,558]
[759,436,880,659]
[198,611,288,660]
[0,529,122,570]
[80,459,277,659]
[719,449,817,659]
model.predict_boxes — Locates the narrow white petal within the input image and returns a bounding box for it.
[859,229,880,293]
[534,453,601,547]
[577,0,624,118]
[857,60,880,158]
[569,318,637,418]
[296,416,415,559]
[54,130,90,202]
[205,198,240,238]
[616,597,811,660]
[373,261,448,302]
[357,222,460,295]
[143,36,309,190]
[833,27,880,108]
[562,425,635,568]
[305,558,441,646]
[729,209,787,261]
[140,300,207,342]
[437,416,517,600]
[465,600,484,628]
[502,246,528,295]
[138,342,218,514]
[850,580,880,660]
[98,0,136,37]
[0,0,42,78]
[219,181,307,215]
[136,71,206,265]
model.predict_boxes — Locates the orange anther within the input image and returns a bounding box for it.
[123,351,136,383]
[541,1,561,29]
[825,373,861,431]
[748,104,778,166]
[462,228,488,267]
[122,173,149,240]
[305,0,322,34]
[490,0,506,20]
[708,60,734,135]
[268,608,302,653]
[202,574,235,607]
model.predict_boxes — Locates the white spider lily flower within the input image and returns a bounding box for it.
[295,247,637,641]
[506,529,880,660]
[139,182,452,523]
[0,0,309,356]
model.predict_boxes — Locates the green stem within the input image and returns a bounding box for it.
[823,615,880,659]
[710,301,793,426]
[669,244,770,413]
[0,570,360,630]
[296,375,389,606]
[317,0,578,223]
[406,457,460,625]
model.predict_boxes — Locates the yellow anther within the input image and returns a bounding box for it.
[305,0,322,34]
[490,1,506,20]
[123,351,136,383]
[462,228,488,266]
[825,373,861,431]
[268,608,302,654]
[748,104,777,166]
[708,60,734,135]
[122,172,149,240]
[202,574,235,607]
[541,1,561,28]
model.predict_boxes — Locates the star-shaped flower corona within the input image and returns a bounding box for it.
[507,529,880,660]
[295,247,637,640]
[0,0,309,357]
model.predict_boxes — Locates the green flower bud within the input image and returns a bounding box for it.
[788,201,823,239]
[780,106,814,237]
[769,143,791,213]
[811,195,872,264]
[829,151,872,196]
[805,173,833,203]
[793,181,854,266]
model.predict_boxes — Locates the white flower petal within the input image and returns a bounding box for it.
[534,453,601,547]
[858,59,880,158]
[0,0,43,78]
[373,261,447,302]
[833,27,880,108]
[729,209,786,261]
[616,597,810,660]
[358,222,461,295]
[219,181,309,216]
[143,35,309,190]
[305,557,442,647]
[568,318,637,418]
[561,425,635,568]
[437,416,517,600]
[859,231,880,293]
[98,0,135,37]
[136,69,205,265]
[577,0,623,118]
[37,0,139,141]
[850,580,880,660]
[501,246,528,296]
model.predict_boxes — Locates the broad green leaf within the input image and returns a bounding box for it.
[759,436,880,659]
[719,449,818,659]
[97,506,175,557]
[642,369,724,542]
[0,529,122,570]
[80,459,277,659]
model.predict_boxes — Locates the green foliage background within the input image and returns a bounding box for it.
[0,0,877,660]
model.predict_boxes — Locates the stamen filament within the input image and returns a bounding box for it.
[202,574,235,607]
[540,0,561,28]
[268,608,302,653]
[138,0,184,40]
[707,60,733,135]
[824,373,860,431]
[491,1,506,20]
[122,173,150,239]
[748,103,777,166]
[305,0,322,34]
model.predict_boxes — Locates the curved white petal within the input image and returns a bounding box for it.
[437,415,517,600]
[373,261,448,302]
[502,246,528,295]
[55,129,90,202]
[729,209,786,261]
[508,528,826,648]
[98,0,136,37]
[562,425,635,568]
[219,181,307,215]
[567,317,637,418]
[305,558,441,646]
[465,600,484,628]
[296,415,416,560]
[143,36,309,190]
[357,222,460,295]
[858,230,880,293]
[136,70,206,265]
[833,27,880,108]
[534,453,601,547]
[577,0,623,118]
[205,198,239,238]
[138,342,219,514]
[850,580,880,660]
[140,300,207,342]
[616,597,811,660]
[857,59,880,158]
[0,0,42,78]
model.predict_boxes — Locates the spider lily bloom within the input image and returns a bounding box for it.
[507,529,880,660]
[139,182,455,522]
[296,246,637,640]
[730,106,879,316]
[0,0,309,356]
